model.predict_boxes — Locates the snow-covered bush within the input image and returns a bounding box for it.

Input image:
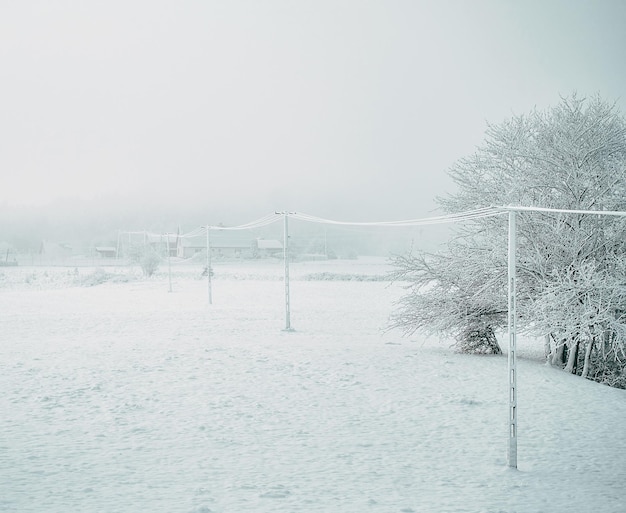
[454,322,501,355]
[81,267,111,286]
[140,250,161,277]
[80,268,133,286]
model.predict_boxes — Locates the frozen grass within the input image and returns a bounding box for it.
[1,260,625,512]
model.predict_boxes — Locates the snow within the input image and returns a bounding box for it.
[1,259,625,513]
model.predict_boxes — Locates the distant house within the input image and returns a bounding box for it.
[177,236,205,259]
[178,232,253,259]
[95,246,117,258]
[253,238,283,258]
[124,230,281,260]
[145,233,178,257]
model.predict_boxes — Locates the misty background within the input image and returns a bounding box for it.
[2,1,626,253]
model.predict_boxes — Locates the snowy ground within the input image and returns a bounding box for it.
[1,259,625,513]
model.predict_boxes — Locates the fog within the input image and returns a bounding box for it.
[2,1,626,250]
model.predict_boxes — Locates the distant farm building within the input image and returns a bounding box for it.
[95,246,117,258]
[253,238,283,258]
[145,233,179,257]
[179,232,253,259]
[119,230,284,260]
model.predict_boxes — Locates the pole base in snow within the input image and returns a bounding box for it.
[282,327,296,333]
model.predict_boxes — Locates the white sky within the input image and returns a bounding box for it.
[2,0,625,220]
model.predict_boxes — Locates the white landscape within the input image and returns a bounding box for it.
[1,258,624,513]
[3,2,626,511]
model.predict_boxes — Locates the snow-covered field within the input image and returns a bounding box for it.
[1,258,625,513]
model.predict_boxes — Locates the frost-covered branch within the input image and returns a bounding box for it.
[391,94,626,386]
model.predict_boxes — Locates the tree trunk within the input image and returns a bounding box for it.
[551,339,566,367]
[581,338,594,379]
[544,334,553,364]
[564,340,579,374]
[602,330,612,358]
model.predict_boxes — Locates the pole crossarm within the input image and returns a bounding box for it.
[502,205,626,217]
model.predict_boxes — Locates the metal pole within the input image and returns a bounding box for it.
[283,212,293,331]
[115,231,121,265]
[206,225,212,305]
[166,234,173,293]
[507,210,518,468]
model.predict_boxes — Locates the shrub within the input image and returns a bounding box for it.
[140,250,161,277]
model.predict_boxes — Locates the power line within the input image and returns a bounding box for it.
[292,206,506,227]
[120,205,626,242]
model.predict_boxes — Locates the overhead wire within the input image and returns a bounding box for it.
[118,205,626,241]
[291,206,507,227]
[119,208,510,241]
[206,213,282,231]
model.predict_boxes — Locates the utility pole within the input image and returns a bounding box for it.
[206,225,212,305]
[277,211,296,331]
[166,233,173,293]
[115,231,121,264]
[507,210,517,469]
[284,212,292,331]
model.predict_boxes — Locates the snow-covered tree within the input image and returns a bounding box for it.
[390,94,626,386]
